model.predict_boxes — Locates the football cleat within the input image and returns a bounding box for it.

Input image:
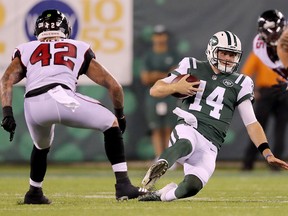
[138,191,161,201]
[141,159,168,190]
[115,183,148,201]
[23,186,51,204]
[139,182,178,202]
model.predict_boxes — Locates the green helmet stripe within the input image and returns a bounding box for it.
[231,32,238,46]
[224,31,232,45]
[171,71,181,76]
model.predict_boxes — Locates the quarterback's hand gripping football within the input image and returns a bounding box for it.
[115,108,126,134]
[174,74,201,96]
[1,106,16,141]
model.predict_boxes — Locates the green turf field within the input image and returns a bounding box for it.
[0,164,288,216]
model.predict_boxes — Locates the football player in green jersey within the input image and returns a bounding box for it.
[139,31,288,202]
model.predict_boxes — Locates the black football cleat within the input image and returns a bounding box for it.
[24,186,51,204]
[115,183,148,200]
[138,192,161,201]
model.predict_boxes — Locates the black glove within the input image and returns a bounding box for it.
[1,106,16,141]
[114,108,126,134]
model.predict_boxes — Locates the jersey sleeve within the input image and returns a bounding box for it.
[78,47,95,77]
[236,75,255,105]
[170,57,191,76]
[12,46,27,76]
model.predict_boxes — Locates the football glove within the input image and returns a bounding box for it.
[1,106,16,141]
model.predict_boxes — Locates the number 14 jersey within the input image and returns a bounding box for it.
[171,57,255,149]
[13,39,95,94]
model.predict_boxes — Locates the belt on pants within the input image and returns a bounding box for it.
[25,83,70,98]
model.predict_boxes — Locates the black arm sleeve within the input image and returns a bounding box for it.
[13,50,27,77]
[77,48,95,77]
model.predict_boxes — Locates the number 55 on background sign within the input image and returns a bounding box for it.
[79,0,132,85]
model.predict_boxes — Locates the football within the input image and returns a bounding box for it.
[171,74,199,99]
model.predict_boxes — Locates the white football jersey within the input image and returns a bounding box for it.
[252,34,284,70]
[13,39,95,94]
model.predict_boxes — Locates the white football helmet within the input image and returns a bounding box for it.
[206,31,242,74]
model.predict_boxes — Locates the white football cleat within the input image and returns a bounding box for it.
[141,159,168,190]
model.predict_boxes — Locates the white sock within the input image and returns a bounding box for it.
[161,188,177,201]
[30,178,42,188]
[112,162,127,172]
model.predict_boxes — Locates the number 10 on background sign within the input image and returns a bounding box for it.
[79,0,133,85]
[81,0,128,53]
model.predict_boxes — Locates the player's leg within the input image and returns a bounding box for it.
[271,93,288,170]
[59,91,147,199]
[140,128,217,201]
[141,124,193,189]
[151,128,165,157]
[161,131,217,201]
[23,96,57,204]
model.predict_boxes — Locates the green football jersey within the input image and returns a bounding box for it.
[143,50,179,74]
[142,50,180,129]
[171,57,254,149]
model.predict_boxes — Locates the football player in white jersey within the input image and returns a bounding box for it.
[138,31,288,202]
[242,10,288,171]
[252,9,288,80]
[0,9,147,204]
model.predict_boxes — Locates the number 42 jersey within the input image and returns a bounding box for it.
[13,39,95,94]
[171,57,255,149]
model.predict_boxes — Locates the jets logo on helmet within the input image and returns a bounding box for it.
[209,36,219,46]
[206,31,242,74]
[34,9,71,40]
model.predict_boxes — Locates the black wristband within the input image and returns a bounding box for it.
[2,106,13,117]
[114,108,124,118]
[257,142,270,154]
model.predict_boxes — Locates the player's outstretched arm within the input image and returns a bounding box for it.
[277,28,288,68]
[246,121,288,170]
[0,57,25,107]
[86,59,126,133]
[150,74,200,98]
[0,57,24,141]
[86,59,124,109]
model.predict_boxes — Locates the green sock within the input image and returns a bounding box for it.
[175,174,203,199]
[159,138,192,168]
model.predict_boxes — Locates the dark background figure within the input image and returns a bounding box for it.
[242,10,288,171]
[140,25,180,159]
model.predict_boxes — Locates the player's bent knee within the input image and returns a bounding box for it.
[175,138,193,156]
[175,174,203,199]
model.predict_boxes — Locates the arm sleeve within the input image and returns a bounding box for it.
[161,75,176,83]
[238,99,257,126]
[78,48,95,77]
[172,57,190,75]
[236,75,255,105]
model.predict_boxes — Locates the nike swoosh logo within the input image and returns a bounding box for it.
[210,148,216,153]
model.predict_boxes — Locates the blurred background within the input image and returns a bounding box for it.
[0,0,287,163]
